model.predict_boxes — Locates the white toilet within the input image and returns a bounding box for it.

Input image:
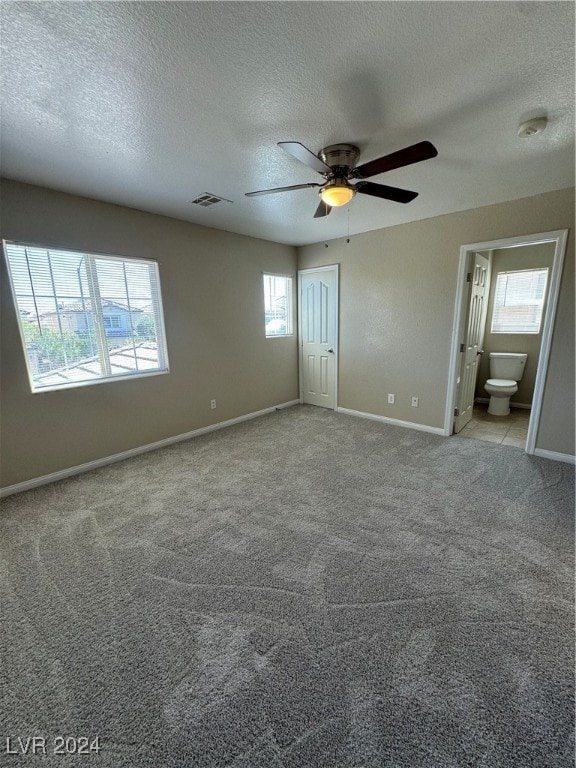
[484,352,528,416]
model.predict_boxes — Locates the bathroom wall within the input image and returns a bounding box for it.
[475,242,555,405]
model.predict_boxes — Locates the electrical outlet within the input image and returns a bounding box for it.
[388,393,395,404]
[210,399,217,409]
[411,397,419,407]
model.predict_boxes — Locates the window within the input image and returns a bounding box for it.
[263,273,293,337]
[491,268,548,334]
[3,242,169,392]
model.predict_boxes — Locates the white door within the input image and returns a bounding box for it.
[454,252,490,433]
[299,266,338,409]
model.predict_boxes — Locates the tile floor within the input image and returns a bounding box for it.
[456,403,530,448]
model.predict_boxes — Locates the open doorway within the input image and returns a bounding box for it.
[446,230,568,454]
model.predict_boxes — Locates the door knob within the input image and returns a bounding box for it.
[328,348,334,353]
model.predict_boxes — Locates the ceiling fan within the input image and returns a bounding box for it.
[245,140,438,218]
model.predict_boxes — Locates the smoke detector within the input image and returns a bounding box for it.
[518,116,547,138]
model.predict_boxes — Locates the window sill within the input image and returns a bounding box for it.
[30,368,170,394]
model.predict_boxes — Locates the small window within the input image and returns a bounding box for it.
[491,268,548,334]
[3,242,169,392]
[263,273,293,337]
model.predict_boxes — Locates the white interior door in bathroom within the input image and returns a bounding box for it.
[299,265,339,409]
[454,252,490,433]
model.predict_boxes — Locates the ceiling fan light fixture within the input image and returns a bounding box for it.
[245,139,436,217]
[320,183,356,207]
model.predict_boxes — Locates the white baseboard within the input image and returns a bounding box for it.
[336,407,445,436]
[0,399,300,498]
[532,448,576,466]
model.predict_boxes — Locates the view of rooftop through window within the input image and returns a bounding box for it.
[3,243,169,391]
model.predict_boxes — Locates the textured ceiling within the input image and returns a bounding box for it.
[1,1,574,246]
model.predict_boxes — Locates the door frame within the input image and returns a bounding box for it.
[298,264,340,408]
[445,229,568,453]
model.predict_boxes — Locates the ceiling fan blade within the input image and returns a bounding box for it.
[245,183,321,197]
[278,142,331,174]
[313,199,332,218]
[356,181,418,204]
[352,140,438,179]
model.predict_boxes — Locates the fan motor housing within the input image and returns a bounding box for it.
[320,144,360,171]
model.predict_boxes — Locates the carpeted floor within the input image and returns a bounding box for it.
[1,405,574,767]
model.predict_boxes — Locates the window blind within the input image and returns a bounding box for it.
[263,273,293,336]
[3,242,169,391]
[491,268,548,334]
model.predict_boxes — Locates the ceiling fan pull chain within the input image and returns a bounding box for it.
[347,205,351,243]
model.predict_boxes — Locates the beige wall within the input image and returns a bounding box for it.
[475,243,555,405]
[0,180,299,487]
[2,182,573,489]
[298,187,575,456]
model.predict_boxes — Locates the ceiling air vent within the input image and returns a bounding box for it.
[189,193,232,207]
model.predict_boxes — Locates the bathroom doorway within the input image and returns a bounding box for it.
[446,230,568,454]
